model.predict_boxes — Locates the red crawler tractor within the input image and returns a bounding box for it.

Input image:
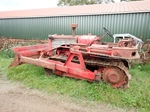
[9,24,140,88]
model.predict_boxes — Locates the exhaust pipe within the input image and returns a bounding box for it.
[70,24,78,37]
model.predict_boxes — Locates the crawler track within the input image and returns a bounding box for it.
[49,55,131,89]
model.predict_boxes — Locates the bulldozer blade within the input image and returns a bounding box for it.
[8,43,51,68]
[8,55,21,67]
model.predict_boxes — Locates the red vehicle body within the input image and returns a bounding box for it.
[9,24,140,88]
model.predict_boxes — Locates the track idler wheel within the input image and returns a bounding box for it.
[102,67,126,88]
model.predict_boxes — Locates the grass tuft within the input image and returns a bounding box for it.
[6,63,150,111]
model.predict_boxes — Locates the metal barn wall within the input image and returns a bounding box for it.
[0,12,150,41]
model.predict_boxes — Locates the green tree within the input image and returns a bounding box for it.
[57,0,113,6]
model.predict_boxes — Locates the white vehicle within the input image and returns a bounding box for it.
[113,34,143,43]
[102,28,143,52]
[103,27,149,63]
[112,34,143,52]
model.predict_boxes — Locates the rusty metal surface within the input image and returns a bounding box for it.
[103,67,126,88]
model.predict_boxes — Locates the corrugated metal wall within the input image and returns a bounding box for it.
[0,12,150,41]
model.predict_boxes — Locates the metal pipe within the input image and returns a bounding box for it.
[70,24,78,37]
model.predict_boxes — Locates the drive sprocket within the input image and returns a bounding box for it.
[102,67,127,88]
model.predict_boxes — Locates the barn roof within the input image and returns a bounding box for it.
[0,0,150,19]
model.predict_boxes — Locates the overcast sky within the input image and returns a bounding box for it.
[0,0,120,11]
[0,0,59,11]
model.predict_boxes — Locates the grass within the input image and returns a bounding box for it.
[0,50,150,112]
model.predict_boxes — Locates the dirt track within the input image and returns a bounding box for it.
[0,77,134,112]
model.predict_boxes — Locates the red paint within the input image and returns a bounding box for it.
[10,34,140,88]
[77,35,99,45]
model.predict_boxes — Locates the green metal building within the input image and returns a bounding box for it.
[0,0,150,41]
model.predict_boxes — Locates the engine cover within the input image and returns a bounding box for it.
[77,35,100,45]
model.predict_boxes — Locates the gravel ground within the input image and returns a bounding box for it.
[0,76,135,112]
